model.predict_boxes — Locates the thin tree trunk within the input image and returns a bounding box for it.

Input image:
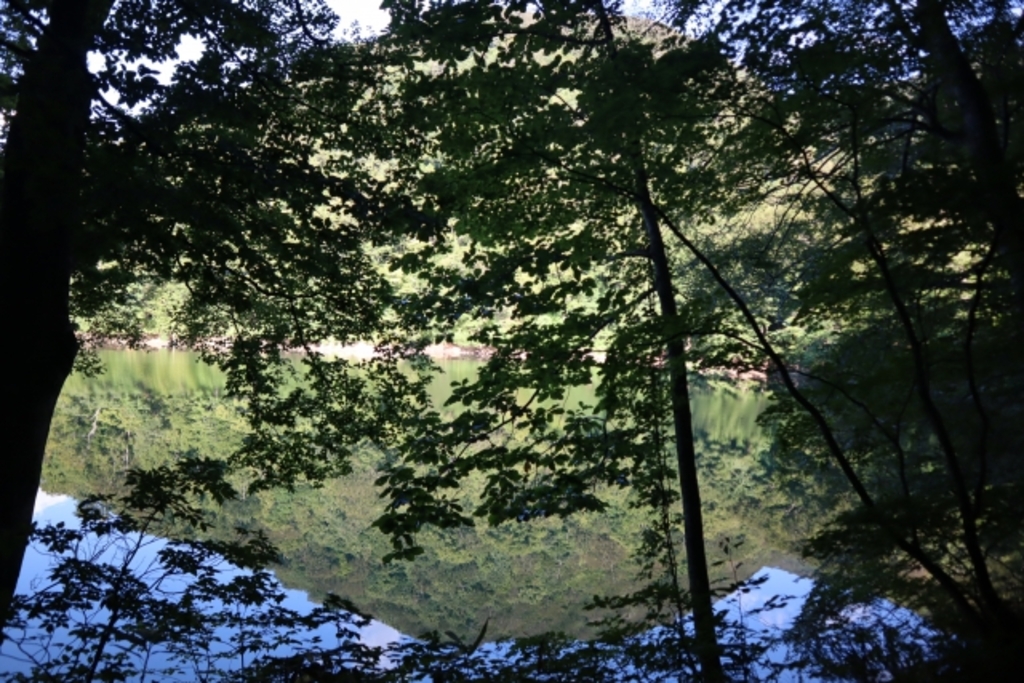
[637,168,725,683]
[0,0,112,623]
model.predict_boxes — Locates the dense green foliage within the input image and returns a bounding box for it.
[681,0,1024,639]
[4,0,1024,679]
[370,0,1024,638]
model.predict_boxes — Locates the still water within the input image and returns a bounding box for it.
[2,350,860,680]
[12,494,843,682]
[35,351,799,638]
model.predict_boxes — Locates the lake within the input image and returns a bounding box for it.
[4,350,883,681]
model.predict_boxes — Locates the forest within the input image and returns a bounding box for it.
[1,0,1023,681]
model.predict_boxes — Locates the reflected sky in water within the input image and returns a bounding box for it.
[1,491,404,680]
[4,489,934,682]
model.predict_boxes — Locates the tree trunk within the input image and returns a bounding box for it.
[914,0,1024,315]
[637,168,725,683]
[0,0,111,623]
[905,1,1023,629]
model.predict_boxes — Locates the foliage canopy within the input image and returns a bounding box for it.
[3,0,1024,680]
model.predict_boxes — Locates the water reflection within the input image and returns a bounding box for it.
[2,490,403,681]
[8,489,935,683]
[0,351,940,680]
[42,351,798,642]
[11,490,828,682]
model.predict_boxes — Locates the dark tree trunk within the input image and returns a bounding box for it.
[637,169,725,683]
[909,0,1023,630]
[914,0,1024,315]
[0,0,111,623]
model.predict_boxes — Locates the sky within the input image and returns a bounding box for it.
[119,1,394,86]
[328,0,391,36]
[327,1,665,37]
[172,1,668,63]
[88,2,669,104]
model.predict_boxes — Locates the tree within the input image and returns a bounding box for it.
[373,0,1024,669]
[598,0,1024,651]
[7,0,1022,675]
[0,0,112,621]
[0,0,430,620]
[369,4,741,678]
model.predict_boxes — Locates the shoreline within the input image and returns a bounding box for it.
[86,335,495,361]
[85,336,768,383]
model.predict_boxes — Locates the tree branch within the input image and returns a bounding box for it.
[965,233,999,516]
[652,205,985,628]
